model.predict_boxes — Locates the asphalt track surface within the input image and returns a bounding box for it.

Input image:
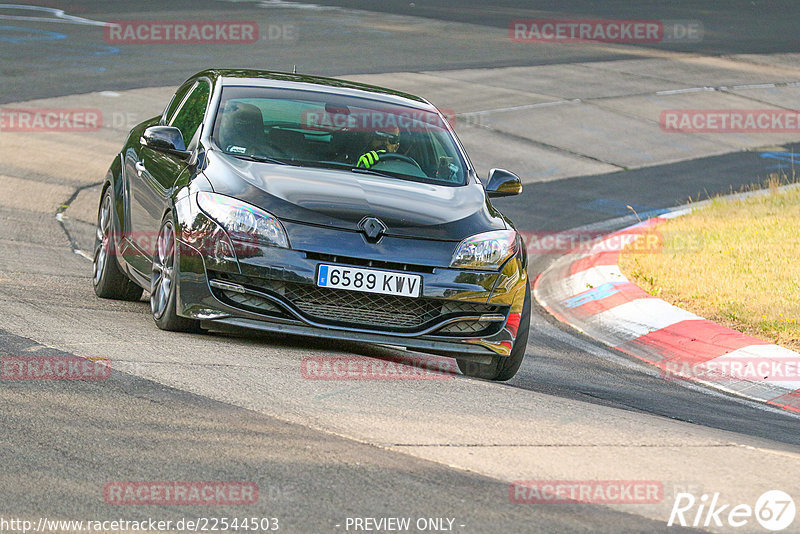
[309,0,800,56]
[2,1,800,533]
[4,0,799,104]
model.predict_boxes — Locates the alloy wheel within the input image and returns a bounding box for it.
[151,222,175,320]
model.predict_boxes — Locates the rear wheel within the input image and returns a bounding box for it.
[457,284,531,381]
[93,188,144,301]
[151,216,200,332]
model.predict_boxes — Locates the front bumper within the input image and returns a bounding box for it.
[172,193,528,359]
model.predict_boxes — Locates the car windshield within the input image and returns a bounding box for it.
[211,85,468,185]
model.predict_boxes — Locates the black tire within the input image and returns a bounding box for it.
[93,187,144,301]
[150,215,201,332]
[457,284,531,381]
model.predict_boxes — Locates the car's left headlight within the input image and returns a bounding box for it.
[450,230,518,270]
[197,191,289,249]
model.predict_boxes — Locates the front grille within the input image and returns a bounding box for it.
[266,280,453,328]
[210,272,505,334]
[437,320,498,335]
[220,290,284,316]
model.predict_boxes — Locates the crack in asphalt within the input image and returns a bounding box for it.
[55,180,103,260]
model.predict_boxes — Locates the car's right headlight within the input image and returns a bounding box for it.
[450,230,518,271]
[197,191,289,249]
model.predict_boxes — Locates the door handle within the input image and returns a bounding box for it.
[135,161,146,176]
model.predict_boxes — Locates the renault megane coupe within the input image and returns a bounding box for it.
[93,69,530,380]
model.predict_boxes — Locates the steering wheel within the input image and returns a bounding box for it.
[373,152,423,171]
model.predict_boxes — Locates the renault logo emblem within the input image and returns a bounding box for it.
[359,217,386,240]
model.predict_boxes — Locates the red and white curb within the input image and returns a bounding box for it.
[533,214,800,414]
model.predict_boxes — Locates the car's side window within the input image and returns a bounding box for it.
[170,80,211,148]
[162,82,195,125]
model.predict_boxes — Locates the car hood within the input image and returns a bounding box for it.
[203,150,506,241]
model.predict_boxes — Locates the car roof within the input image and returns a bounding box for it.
[193,68,436,111]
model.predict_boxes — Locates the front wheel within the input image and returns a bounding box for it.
[93,187,144,301]
[151,216,200,332]
[457,284,531,381]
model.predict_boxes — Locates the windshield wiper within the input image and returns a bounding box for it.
[288,159,354,171]
[350,166,396,178]
[227,153,290,165]
[284,158,396,178]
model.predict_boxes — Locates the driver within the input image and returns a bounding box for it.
[357,126,400,168]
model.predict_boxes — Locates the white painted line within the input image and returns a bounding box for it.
[247,0,339,10]
[660,208,693,219]
[655,87,714,95]
[75,250,92,261]
[0,4,113,26]
[457,99,581,117]
[731,83,777,90]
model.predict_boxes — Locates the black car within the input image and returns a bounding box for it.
[92,69,530,380]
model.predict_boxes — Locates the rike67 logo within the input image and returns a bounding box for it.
[668,490,796,531]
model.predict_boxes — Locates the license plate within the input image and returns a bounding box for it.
[316,264,422,298]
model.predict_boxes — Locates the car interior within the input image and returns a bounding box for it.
[213,97,464,183]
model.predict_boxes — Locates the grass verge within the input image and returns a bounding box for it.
[618,177,800,351]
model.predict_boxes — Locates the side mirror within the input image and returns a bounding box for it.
[485,168,522,197]
[141,126,190,159]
